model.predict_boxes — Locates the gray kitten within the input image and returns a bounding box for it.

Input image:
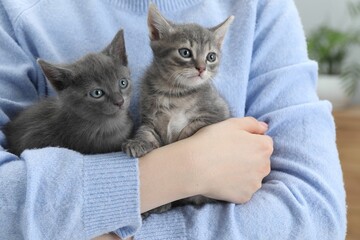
[3,30,133,155]
[123,5,234,213]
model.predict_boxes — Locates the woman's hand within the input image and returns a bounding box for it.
[187,117,273,203]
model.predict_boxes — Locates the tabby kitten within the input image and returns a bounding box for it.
[3,29,133,155]
[123,4,234,213]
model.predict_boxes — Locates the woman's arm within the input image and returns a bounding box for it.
[0,4,143,239]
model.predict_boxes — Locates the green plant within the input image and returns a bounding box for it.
[307,1,360,96]
[307,27,355,75]
[341,64,360,96]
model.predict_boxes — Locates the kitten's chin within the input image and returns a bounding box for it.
[182,75,209,88]
[166,72,210,89]
[103,106,127,117]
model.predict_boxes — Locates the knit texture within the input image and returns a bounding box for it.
[0,0,346,239]
[83,154,141,238]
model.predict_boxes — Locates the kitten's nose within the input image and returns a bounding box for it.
[114,97,124,107]
[196,66,206,74]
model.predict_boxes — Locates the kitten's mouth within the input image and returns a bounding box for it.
[194,70,208,79]
[103,106,126,116]
[190,74,205,80]
[174,73,207,87]
[116,105,126,112]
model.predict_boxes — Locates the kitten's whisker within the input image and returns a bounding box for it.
[169,70,184,97]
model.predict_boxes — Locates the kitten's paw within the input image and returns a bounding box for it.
[177,128,193,141]
[175,196,217,207]
[142,203,172,219]
[152,203,172,213]
[122,139,156,157]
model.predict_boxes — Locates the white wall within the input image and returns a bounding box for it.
[294,0,360,103]
[294,0,352,32]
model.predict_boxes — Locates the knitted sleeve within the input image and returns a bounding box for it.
[0,3,142,239]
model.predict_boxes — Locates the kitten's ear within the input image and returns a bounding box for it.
[37,59,73,91]
[103,29,128,66]
[209,16,235,48]
[148,3,173,41]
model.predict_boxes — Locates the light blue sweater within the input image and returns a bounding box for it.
[0,0,346,239]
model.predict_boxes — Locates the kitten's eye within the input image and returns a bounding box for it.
[207,52,217,62]
[119,78,128,89]
[89,89,104,98]
[179,48,192,58]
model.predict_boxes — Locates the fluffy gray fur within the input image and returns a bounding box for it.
[123,4,234,214]
[3,30,133,155]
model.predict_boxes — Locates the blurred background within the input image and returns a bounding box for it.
[295,1,360,239]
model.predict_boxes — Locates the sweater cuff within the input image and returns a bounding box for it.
[82,152,141,239]
[133,211,186,240]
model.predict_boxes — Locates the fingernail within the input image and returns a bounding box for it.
[259,122,268,129]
